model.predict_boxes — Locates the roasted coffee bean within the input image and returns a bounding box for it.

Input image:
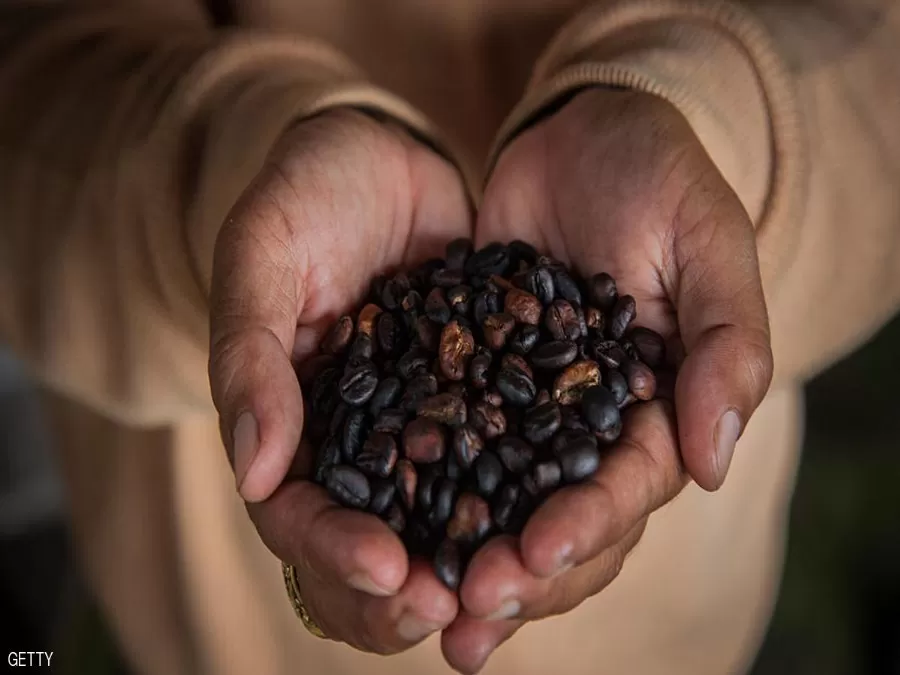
[592,339,628,369]
[523,402,562,445]
[297,353,338,392]
[428,478,458,528]
[341,408,368,462]
[531,340,578,370]
[369,478,396,515]
[439,319,475,381]
[465,242,510,277]
[503,405,522,436]
[446,238,473,270]
[375,312,401,356]
[628,327,666,368]
[401,290,422,314]
[585,306,604,333]
[482,313,516,351]
[509,325,540,355]
[385,503,407,533]
[400,372,439,411]
[553,269,582,305]
[357,304,383,337]
[552,428,596,456]
[321,316,354,354]
[328,401,351,438]
[483,389,504,408]
[545,300,582,341]
[473,290,501,325]
[619,393,638,409]
[588,272,618,311]
[447,285,472,316]
[560,407,591,433]
[431,267,466,288]
[314,436,341,484]
[310,366,341,416]
[373,407,407,434]
[417,464,443,512]
[509,239,539,267]
[497,436,535,474]
[553,360,601,405]
[446,449,463,480]
[501,353,533,380]
[559,438,601,483]
[434,538,462,591]
[356,432,399,478]
[413,315,439,351]
[581,385,621,434]
[606,368,629,405]
[368,376,402,416]
[496,367,536,407]
[621,359,657,400]
[397,347,430,379]
[468,352,492,389]
[381,277,405,311]
[453,424,484,469]
[504,288,542,326]
[491,483,520,531]
[403,417,446,463]
[535,389,551,406]
[394,459,418,511]
[525,460,562,496]
[410,258,444,290]
[348,333,374,361]
[575,307,589,339]
[447,493,492,544]
[524,266,555,306]
[469,401,507,439]
[596,420,623,444]
[324,465,371,509]
[425,287,452,324]
[417,393,467,427]
[472,451,504,498]
[608,295,637,340]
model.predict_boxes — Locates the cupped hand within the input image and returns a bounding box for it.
[208,109,471,653]
[441,89,774,673]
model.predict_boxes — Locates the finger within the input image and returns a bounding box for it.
[672,187,774,490]
[441,612,524,675]
[248,480,408,596]
[521,401,685,578]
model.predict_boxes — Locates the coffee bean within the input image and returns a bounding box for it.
[491,483,520,531]
[348,333,375,361]
[524,266,555,306]
[509,239,539,267]
[417,393,467,427]
[608,295,637,340]
[497,436,535,474]
[465,242,510,277]
[531,340,578,370]
[369,376,402,416]
[369,478,396,515]
[483,389,504,408]
[469,401,507,439]
[324,465,371,509]
[401,290,422,314]
[545,300,582,341]
[321,316,354,355]
[592,339,628,369]
[553,269,582,306]
[628,327,666,368]
[428,478,458,528]
[585,306,604,333]
[581,385,621,434]
[394,459,418,511]
[373,407,407,434]
[447,285,472,316]
[447,493,492,544]
[509,325,540,355]
[523,402,562,445]
[439,319,475,381]
[621,359,657,400]
[403,417,446,464]
[482,313,516,351]
[606,369,629,405]
[411,258,444,290]
[417,464,443,511]
[397,347,431,379]
[553,360,601,405]
[558,438,601,483]
[552,428,596,456]
[425,287,452,324]
[453,424,484,469]
[310,366,341,417]
[400,372,439,411]
[356,432,399,478]
[496,368,536,408]
[385,502,407,533]
[357,303,383,338]
[588,273,618,311]
[341,408,368,462]
[314,436,341,483]
[596,420,623,444]
[560,408,591,433]
[504,288,542,326]
[446,238,473,271]
[472,451,504,498]
[434,538,462,591]
[501,353,533,380]
[432,267,466,288]
[468,352,492,389]
[531,460,562,493]
[375,312,401,356]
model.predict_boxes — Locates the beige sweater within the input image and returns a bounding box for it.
[2,1,899,674]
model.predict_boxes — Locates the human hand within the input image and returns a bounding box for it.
[441,88,774,672]
[208,109,471,652]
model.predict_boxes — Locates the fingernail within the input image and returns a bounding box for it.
[233,412,259,493]
[396,614,441,642]
[714,409,742,485]
[348,572,394,597]
[551,560,574,579]
[486,599,520,621]
[550,543,574,578]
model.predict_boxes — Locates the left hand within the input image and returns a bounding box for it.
[440,88,774,673]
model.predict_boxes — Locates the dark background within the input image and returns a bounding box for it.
[2,314,899,674]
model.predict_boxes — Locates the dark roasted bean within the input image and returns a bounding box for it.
[596,420,623,444]
[356,432,399,478]
[469,401,507,439]
[417,465,442,512]
[531,340,578,370]
[553,269,582,305]
[434,538,462,591]
[585,306,604,333]
[545,299,582,341]
[403,418,446,464]
[314,436,341,483]
[501,353,533,380]
[321,316,354,354]
[497,436,535,474]
[496,367,536,407]
[588,273,618,311]
[413,315,439,351]
[376,312,402,356]
[368,478,396,515]
[348,333,374,361]
[552,428,596,456]
[504,288,542,326]
[524,266,555,306]
[453,424,484,469]
[446,449,463,480]
[560,408,591,433]
[608,295,637,340]
[397,347,430,379]
[410,258,444,290]
[431,267,466,288]
[472,451,504,498]
[385,502,407,533]
[369,376,402,416]
[509,240,539,267]
[553,360,601,406]
[447,285,472,316]
[606,369,629,405]
[523,402,562,445]
[524,460,562,496]
[394,459,418,511]
[328,401,350,437]
[324,465,371,509]
[425,287,452,324]
[581,385,621,434]
[401,290,422,314]
[482,313,516,351]
[373,407,407,434]
[559,438,601,483]
[592,339,628,369]
[446,238,474,270]
[468,352,492,389]
[417,393,467,427]
[439,319,475,381]
[628,327,666,368]
[622,359,658,400]
[465,242,510,277]
[341,408,368,462]
[473,290,501,325]
[491,483,520,531]
[428,478,458,528]
[509,325,540,355]
[483,389,504,408]
[447,493,492,544]
[310,366,341,417]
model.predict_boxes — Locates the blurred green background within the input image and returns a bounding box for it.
[2,314,899,674]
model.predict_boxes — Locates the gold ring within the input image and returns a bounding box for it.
[282,562,328,639]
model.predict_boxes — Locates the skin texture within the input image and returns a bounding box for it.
[207,89,774,670]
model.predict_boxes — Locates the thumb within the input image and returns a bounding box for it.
[209,193,306,504]
[673,193,774,492]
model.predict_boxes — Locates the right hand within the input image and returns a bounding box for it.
[208,109,471,652]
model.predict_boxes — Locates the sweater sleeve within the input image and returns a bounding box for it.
[490,0,900,384]
[0,4,447,426]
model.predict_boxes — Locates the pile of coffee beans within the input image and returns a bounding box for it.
[300,240,668,591]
